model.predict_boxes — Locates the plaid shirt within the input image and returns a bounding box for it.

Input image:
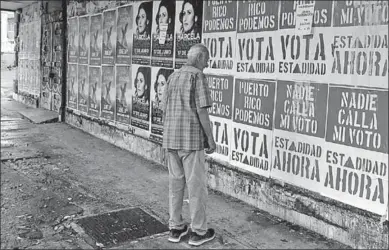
[162,65,212,150]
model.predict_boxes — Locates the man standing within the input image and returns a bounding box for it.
[162,44,216,246]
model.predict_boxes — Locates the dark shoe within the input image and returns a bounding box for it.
[188,228,215,246]
[168,225,189,243]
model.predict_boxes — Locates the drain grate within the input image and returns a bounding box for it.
[75,208,168,247]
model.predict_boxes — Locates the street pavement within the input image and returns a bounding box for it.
[0,70,350,249]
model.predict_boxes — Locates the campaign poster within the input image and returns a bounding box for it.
[230,78,276,177]
[131,64,151,132]
[279,0,333,29]
[271,80,329,196]
[26,61,31,93]
[79,15,90,64]
[102,9,117,65]
[90,14,103,65]
[17,61,23,93]
[101,65,116,120]
[88,66,101,118]
[150,67,174,144]
[329,1,388,88]
[78,64,89,113]
[116,5,133,64]
[28,22,34,60]
[206,74,234,162]
[35,60,41,96]
[276,1,333,82]
[333,0,388,27]
[67,63,78,109]
[132,1,153,65]
[116,65,132,124]
[68,17,79,63]
[151,0,175,68]
[202,1,237,75]
[235,1,278,79]
[30,61,36,95]
[174,0,203,69]
[322,86,388,215]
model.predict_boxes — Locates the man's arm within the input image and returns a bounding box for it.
[197,107,216,154]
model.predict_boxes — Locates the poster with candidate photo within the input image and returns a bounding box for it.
[68,17,79,63]
[90,14,103,65]
[174,0,203,69]
[102,9,117,65]
[88,66,101,118]
[78,15,90,64]
[67,63,78,109]
[116,65,132,125]
[151,0,175,68]
[116,5,133,64]
[78,64,89,113]
[101,65,116,120]
[150,67,173,144]
[131,64,151,132]
[132,1,153,65]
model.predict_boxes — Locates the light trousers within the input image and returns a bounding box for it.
[167,149,208,235]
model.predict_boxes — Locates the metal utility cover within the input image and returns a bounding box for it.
[75,208,168,247]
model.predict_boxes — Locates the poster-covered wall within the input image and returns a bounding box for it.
[66,0,388,217]
[18,4,41,97]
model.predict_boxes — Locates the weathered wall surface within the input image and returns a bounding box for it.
[16,3,41,106]
[64,0,388,248]
[14,1,65,111]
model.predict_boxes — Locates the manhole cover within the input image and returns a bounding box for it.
[75,208,168,247]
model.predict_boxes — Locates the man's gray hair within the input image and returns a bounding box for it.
[187,44,209,64]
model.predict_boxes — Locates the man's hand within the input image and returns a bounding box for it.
[205,137,216,154]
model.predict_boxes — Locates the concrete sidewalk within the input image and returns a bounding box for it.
[1,98,350,249]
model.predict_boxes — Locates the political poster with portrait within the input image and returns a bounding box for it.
[150,67,173,144]
[206,74,234,163]
[202,0,237,75]
[116,65,132,124]
[271,80,329,196]
[275,0,333,82]
[230,78,276,177]
[78,64,89,113]
[151,0,176,68]
[88,66,101,118]
[90,14,103,65]
[67,63,78,109]
[101,65,116,120]
[131,64,151,132]
[102,9,117,65]
[322,86,388,215]
[68,17,79,63]
[78,15,90,64]
[174,0,203,69]
[116,4,133,64]
[132,1,153,65]
[235,1,279,79]
[329,1,388,88]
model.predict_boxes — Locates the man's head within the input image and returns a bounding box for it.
[187,44,209,71]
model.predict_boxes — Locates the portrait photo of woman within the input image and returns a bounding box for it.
[153,68,173,108]
[134,66,151,104]
[154,0,175,38]
[135,1,152,38]
[178,0,202,37]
